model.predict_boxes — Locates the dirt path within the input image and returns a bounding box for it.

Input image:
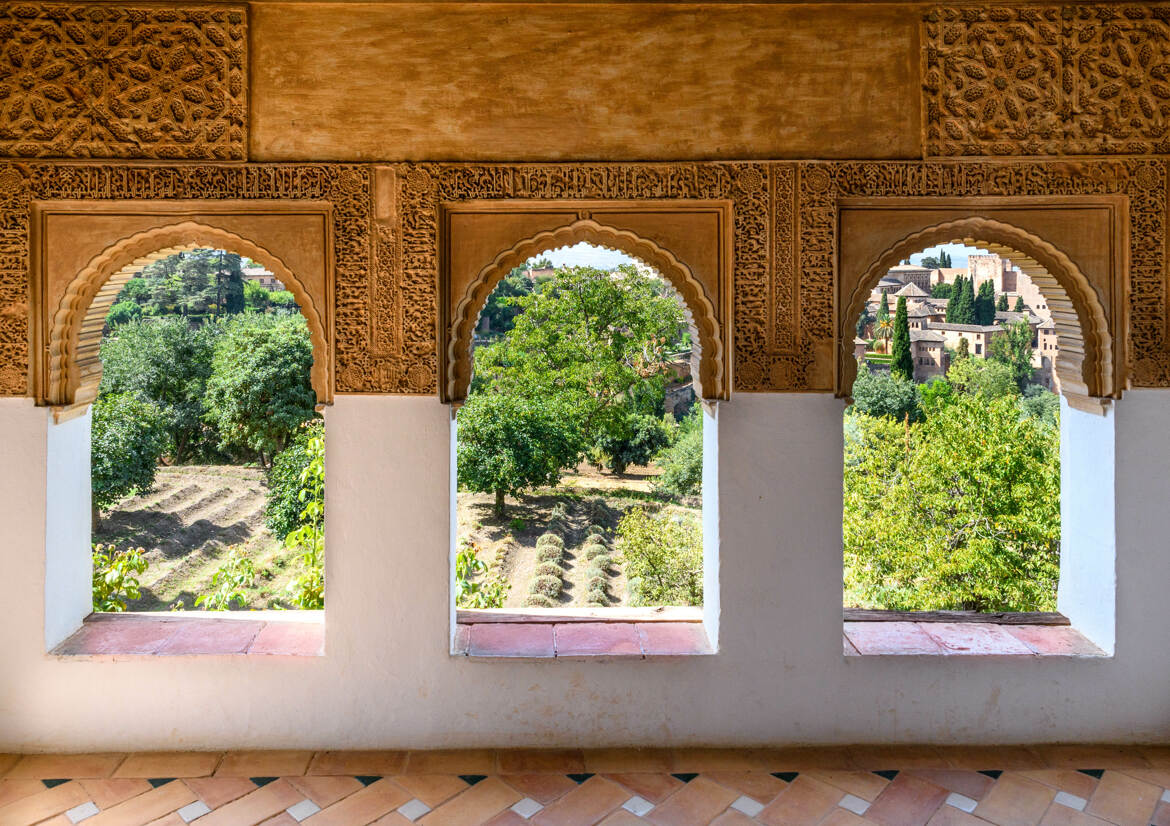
[96,465,300,610]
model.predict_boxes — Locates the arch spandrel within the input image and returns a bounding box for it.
[445,218,726,405]
[839,217,1117,414]
[45,221,332,412]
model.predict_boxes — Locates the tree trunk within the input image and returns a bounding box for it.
[494,488,506,520]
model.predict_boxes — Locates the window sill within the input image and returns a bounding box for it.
[454,607,712,658]
[51,611,324,657]
[842,612,1104,657]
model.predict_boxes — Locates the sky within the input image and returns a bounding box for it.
[906,242,986,267]
[528,242,636,269]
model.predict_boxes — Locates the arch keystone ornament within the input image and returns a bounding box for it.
[443,217,728,405]
[43,222,332,412]
[840,217,1118,414]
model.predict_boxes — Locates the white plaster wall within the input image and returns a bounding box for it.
[2,392,1169,751]
[44,408,93,650]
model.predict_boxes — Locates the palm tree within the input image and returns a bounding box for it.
[875,317,893,353]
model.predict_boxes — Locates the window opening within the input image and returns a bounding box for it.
[454,242,707,624]
[90,248,324,615]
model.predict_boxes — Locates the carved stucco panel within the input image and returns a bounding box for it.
[0,4,247,160]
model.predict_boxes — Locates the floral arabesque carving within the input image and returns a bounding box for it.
[0,4,247,160]
[447,219,725,404]
[923,5,1170,156]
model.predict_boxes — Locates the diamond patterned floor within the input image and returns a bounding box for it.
[0,747,1167,825]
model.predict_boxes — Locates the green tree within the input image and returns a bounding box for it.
[855,305,873,339]
[949,275,976,324]
[844,392,1060,611]
[269,290,298,312]
[284,424,325,609]
[945,276,962,321]
[594,412,670,474]
[919,250,951,269]
[975,280,996,325]
[946,355,1018,400]
[479,268,535,337]
[105,300,142,327]
[90,393,170,528]
[997,293,1009,311]
[243,279,271,312]
[931,282,953,299]
[456,391,582,518]
[266,419,324,539]
[98,317,221,463]
[1020,384,1060,428]
[990,319,1036,391]
[115,277,150,307]
[617,506,703,606]
[876,293,890,324]
[203,313,316,466]
[851,369,919,422]
[890,295,913,380]
[653,410,703,499]
[1014,295,1026,312]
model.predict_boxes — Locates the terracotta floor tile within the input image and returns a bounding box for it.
[644,775,738,826]
[371,813,413,826]
[1003,626,1103,656]
[196,779,304,826]
[928,808,997,826]
[602,772,684,803]
[1141,746,1170,769]
[0,755,19,777]
[919,623,1034,655]
[498,749,586,774]
[1083,770,1161,825]
[182,776,259,808]
[819,811,874,826]
[248,621,325,656]
[1037,745,1151,770]
[710,810,763,825]
[705,771,788,803]
[469,624,554,658]
[1115,766,1170,787]
[301,778,411,826]
[453,624,471,655]
[584,749,673,773]
[483,811,529,826]
[938,746,1047,771]
[808,770,890,801]
[142,814,187,826]
[215,750,313,777]
[84,779,197,826]
[908,769,995,800]
[307,750,408,776]
[417,777,522,826]
[974,772,1056,826]
[257,813,301,826]
[669,748,767,772]
[530,775,630,825]
[79,778,154,809]
[154,619,264,655]
[0,779,49,808]
[389,773,469,807]
[37,816,74,826]
[844,634,861,655]
[756,774,842,826]
[750,747,856,771]
[287,774,365,808]
[599,810,648,826]
[405,749,497,774]
[0,780,89,825]
[1018,770,1099,800]
[864,773,948,826]
[6,753,126,779]
[1152,800,1170,826]
[553,623,642,657]
[844,622,943,655]
[114,751,221,778]
[1038,805,1115,825]
[849,746,948,770]
[52,619,182,656]
[500,773,578,804]
[635,622,712,655]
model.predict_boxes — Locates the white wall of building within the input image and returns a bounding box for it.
[1,392,1168,751]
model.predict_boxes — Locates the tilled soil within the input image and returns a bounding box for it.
[95,465,303,610]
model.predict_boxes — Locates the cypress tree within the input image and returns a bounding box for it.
[945,276,960,322]
[1014,295,1026,312]
[891,295,913,381]
[876,292,890,323]
[940,249,952,268]
[997,293,1008,312]
[952,275,976,325]
[975,280,996,325]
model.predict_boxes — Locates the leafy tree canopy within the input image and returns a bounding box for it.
[931,282,953,299]
[890,295,913,381]
[851,368,920,422]
[990,319,1036,391]
[91,393,170,517]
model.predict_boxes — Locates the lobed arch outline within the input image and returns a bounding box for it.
[446,218,725,404]
[840,216,1116,413]
[46,221,331,412]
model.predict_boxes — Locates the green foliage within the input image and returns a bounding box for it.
[595,412,670,474]
[509,517,527,532]
[584,544,609,560]
[536,532,564,549]
[876,293,890,323]
[855,306,872,339]
[653,407,703,499]
[974,280,997,325]
[1020,384,1060,428]
[269,290,299,312]
[947,353,1019,400]
[98,317,221,463]
[589,554,612,571]
[456,391,582,518]
[617,507,703,606]
[117,276,150,306]
[843,392,1060,611]
[106,300,142,327]
[850,369,919,422]
[947,275,976,324]
[90,393,170,512]
[203,313,316,465]
[455,541,508,608]
[132,249,246,318]
[479,268,536,337]
[931,282,953,299]
[587,575,608,590]
[524,594,556,607]
[890,296,913,380]
[282,423,325,609]
[92,544,148,611]
[529,573,563,598]
[990,319,1036,391]
[586,588,610,606]
[536,545,564,563]
[997,293,1009,311]
[534,561,565,578]
[1014,295,1026,312]
[196,546,256,610]
[586,524,606,538]
[265,420,323,539]
[243,279,271,312]
[919,250,952,269]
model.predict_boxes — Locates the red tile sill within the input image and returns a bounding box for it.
[455,618,713,659]
[843,620,1105,657]
[52,611,325,657]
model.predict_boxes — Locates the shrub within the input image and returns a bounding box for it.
[851,368,920,422]
[536,545,564,563]
[509,517,527,532]
[588,554,612,571]
[584,543,609,560]
[91,392,170,523]
[535,561,564,578]
[524,594,556,607]
[586,588,609,606]
[594,412,671,474]
[654,424,703,499]
[92,544,148,611]
[456,540,508,609]
[196,546,256,610]
[585,566,606,581]
[587,524,606,538]
[586,575,608,591]
[536,532,564,549]
[529,574,563,598]
[617,506,703,606]
[266,419,324,540]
